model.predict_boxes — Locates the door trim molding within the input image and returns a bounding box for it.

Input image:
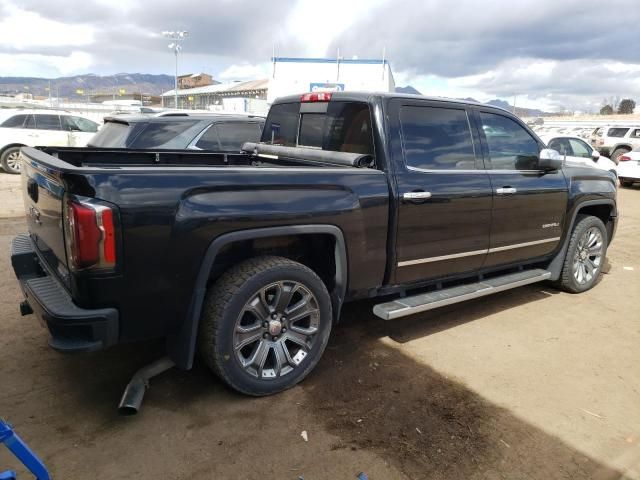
[397,237,560,267]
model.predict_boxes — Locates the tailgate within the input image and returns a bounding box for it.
[20,148,69,284]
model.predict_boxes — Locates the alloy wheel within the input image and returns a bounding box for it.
[572,227,603,285]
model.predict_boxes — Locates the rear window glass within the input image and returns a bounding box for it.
[131,121,198,148]
[1,114,28,128]
[88,122,131,147]
[608,128,629,138]
[35,114,61,130]
[216,122,262,151]
[262,101,374,155]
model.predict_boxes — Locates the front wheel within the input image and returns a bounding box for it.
[556,215,607,293]
[198,256,332,396]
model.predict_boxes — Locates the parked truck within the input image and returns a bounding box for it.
[11,92,618,411]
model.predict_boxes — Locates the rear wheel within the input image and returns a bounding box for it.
[611,147,630,164]
[198,256,332,396]
[1,146,23,174]
[557,215,607,293]
[619,178,634,187]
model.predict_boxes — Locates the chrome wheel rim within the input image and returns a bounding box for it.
[573,227,603,285]
[6,151,21,171]
[233,281,320,379]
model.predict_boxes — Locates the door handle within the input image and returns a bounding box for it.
[403,191,432,202]
[496,187,517,195]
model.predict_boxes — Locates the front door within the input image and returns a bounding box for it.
[475,109,568,268]
[390,100,493,285]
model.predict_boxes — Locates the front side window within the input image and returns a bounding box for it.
[62,116,99,133]
[548,138,572,156]
[35,114,62,130]
[400,105,476,170]
[568,138,591,158]
[630,129,640,139]
[608,128,629,138]
[479,112,539,170]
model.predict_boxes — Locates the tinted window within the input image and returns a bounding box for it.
[87,121,131,147]
[62,115,98,133]
[195,125,220,150]
[400,105,476,170]
[262,101,374,155]
[216,123,262,151]
[130,121,198,148]
[630,129,640,139]
[35,114,61,130]
[262,102,299,146]
[479,112,539,170]
[608,128,629,138]
[1,114,28,128]
[24,115,35,129]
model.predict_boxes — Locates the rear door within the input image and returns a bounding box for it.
[389,99,492,284]
[33,114,68,146]
[475,109,568,268]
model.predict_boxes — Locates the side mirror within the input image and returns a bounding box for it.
[591,150,601,161]
[538,148,563,171]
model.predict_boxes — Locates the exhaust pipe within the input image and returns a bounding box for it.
[118,356,175,415]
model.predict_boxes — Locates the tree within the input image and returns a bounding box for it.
[617,99,636,114]
[600,104,614,115]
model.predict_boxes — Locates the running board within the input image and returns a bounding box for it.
[373,269,551,320]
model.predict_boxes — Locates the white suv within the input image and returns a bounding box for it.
[0,110,99,174]
[590,126,640,164]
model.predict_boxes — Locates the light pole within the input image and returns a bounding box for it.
[162,30,188,109]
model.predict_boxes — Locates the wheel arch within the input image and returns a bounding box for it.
[0,143,26,157]
[167,224,348,370]
[547,199,616,281]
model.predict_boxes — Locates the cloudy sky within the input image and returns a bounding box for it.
[1,0,639,111]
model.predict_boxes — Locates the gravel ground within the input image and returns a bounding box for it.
[0,172,638,479]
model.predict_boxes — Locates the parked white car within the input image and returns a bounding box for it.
[617,146,640,187]
[589,126,640,163]
[0,110,99,174]
[540,135,618,176]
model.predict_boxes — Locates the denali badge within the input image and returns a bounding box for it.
[542,222,560,229]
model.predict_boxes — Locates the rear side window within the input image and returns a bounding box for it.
[400,105,476,170]
[131,121,198,149]
[262,101,374,155]
[195,125,220,150]
[479,112,539,170]
[608,128,629,138]
[88,122,131,147]
[1,114,28,128]
[35,114,61,130]
[216,123,262,151]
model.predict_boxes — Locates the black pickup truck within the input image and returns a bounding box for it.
[11,92,617,411]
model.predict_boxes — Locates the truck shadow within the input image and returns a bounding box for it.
[30,282,629,479]
[300,291,628,479]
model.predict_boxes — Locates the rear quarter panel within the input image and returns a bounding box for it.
[67,167,390,341]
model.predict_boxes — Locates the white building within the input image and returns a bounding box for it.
[267,57,395,103]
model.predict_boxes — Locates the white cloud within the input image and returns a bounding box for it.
[0,51,93,75]
[218,63,270,81]
[0,3,94,49]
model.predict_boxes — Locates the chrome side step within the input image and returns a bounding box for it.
[373,269,551,320]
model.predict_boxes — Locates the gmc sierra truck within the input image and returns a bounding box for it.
[11,92,618,412]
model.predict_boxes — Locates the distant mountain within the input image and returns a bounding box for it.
[485,99,546,117]
[0,73,174,98]
[396,85,422,95]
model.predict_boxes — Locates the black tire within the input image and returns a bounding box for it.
[611,147,630,164]
[198,255,332,396]
[556,215,608,293]
[0,146,23,174]
[619,178,633,187]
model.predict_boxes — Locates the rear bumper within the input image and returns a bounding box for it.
[11,234,119,353]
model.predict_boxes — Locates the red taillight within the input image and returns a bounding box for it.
[618,155,631,162]
[64,197,117,271]
[300,92,332,102]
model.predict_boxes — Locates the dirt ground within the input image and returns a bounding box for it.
[1,172,639,479]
